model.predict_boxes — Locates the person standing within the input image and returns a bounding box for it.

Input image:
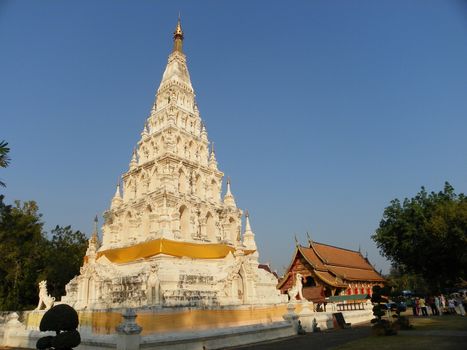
[435,296,442,316]
[448,298,456,314]
[440,294,446,312]
[456,296,466,316]
[419,297,428,316]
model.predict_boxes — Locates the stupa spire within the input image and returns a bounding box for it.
[245,210,252,232]
[201,122,208,141]
[157,15,194,100]
[223,177,236,207]
[111,179,122,209]
[86,216,100,263]
[243,210,258,254]
[92,215,98,236]
[208,142,218,169]
[226,177,233,196]
[173,15,184,53]
[130,148,138,169]
[141,122,149,137]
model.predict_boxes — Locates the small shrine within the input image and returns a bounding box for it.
[278,240,385,303]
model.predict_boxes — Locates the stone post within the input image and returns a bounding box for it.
[3,312,26,348]
[297,301,315,332]
[282,303,299,334]
[116,308,142,350]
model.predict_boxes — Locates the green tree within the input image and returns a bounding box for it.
[0,196,88,310]
[0,140,10,187]
[0,196,47,310]
[372,182,467,292]
[43,225,87,299]
[385,264,429,296]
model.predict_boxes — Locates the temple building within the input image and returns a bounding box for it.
[278,240,385,303]
[61,19,285,309]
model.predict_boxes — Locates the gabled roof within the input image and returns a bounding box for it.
[278,241,384,289]
[311,242,374,270]
[306,241,385,283]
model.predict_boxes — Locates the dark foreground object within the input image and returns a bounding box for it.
[36,304,81,350]
[333,312,351,329]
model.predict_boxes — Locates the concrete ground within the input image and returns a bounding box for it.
[222,318,467,350]
[222,323,372,350]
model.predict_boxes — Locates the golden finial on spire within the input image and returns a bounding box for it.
[173,14,184,53]
[90,215,99,243]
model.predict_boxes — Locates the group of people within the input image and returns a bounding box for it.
[411,294,466,316]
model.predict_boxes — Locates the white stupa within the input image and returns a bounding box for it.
[62,19,284,309]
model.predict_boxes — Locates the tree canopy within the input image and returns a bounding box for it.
[0,196,45,310]
[372,182,467,292]
[0,140,10,187]
[0,196,87,310]
[44,226,87,299]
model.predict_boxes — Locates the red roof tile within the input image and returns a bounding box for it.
[329,266,385,282]
[285,242,384,287]
[311,242,373,270]
[299,246,326,269]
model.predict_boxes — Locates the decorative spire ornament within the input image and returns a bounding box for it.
[243,209,258,255]
[173,15,184,53]
[111,179,123,209]
[208,142,217,169]
[306,231,313,246]
[93,215,98,236]
[142,122,149,137]
[223,177,236,207]
[244,210,252,232]
[201,122,208,141]
[86,215,100,261]
[130,148,138,169]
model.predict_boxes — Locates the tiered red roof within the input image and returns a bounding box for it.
[278,241,384,289]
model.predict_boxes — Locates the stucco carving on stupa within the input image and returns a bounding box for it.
[61,19,285,309]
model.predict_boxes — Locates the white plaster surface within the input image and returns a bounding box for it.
[60,22,284,310]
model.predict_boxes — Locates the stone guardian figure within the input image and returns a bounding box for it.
[146,264,161,305]
[35,280,55,310]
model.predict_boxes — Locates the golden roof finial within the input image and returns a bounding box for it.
[173,14,184,53]
[175,13,183,36]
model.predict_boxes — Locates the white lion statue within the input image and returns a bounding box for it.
[35,280,55,310]
[287,273,306,301]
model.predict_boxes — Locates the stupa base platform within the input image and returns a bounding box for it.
[0,302,375,350]
[1,303,296,350]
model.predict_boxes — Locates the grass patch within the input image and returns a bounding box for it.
[334,314,467,350]
[334,335,465,350]
[409,315,467,331]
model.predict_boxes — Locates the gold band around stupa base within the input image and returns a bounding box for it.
[86,238,255,264]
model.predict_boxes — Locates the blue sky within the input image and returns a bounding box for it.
[1,1,467,274]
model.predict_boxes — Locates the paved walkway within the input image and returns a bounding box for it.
[222,324,372,350]
[223,324,467,350]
